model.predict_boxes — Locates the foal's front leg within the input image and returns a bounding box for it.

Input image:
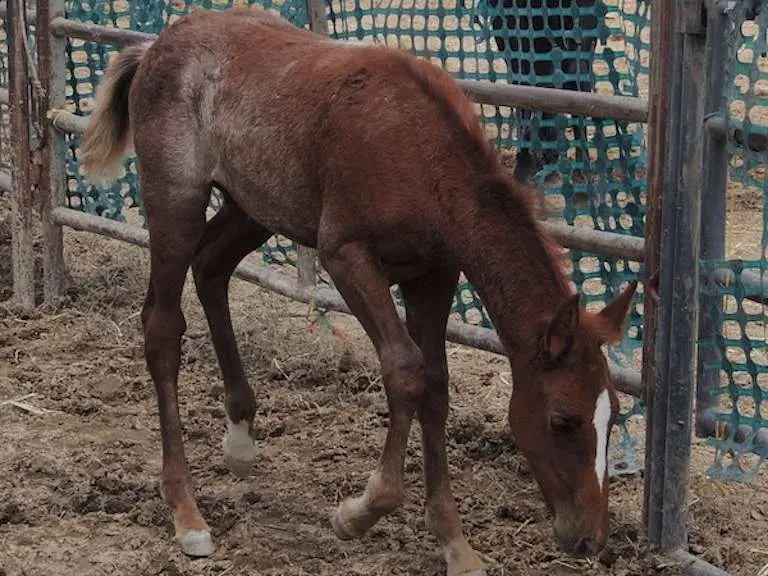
[401,268,486,576]
[319,242,426,539]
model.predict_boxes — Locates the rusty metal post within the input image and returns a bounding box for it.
[695,0,730,439]
[644,0,707,554]
[38,0,67,303]
[7,0,35,308]
[641,0,673,532]
[643,0,670,537]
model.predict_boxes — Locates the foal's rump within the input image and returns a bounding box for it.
[79,8,318,185]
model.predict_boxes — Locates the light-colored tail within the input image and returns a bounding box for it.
[80,42,153,186]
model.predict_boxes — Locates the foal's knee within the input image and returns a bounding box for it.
[381,343,426,404]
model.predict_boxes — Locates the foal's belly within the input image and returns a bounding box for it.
[213,164,321,249]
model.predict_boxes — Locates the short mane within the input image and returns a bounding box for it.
[480,174,572,297]
[396,52,569,298]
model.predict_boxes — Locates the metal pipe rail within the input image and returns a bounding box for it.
[50,205,644,398]
[48,16,649,121]
[51,109,768,306]
[50,16,155,46]
[457,79,648,122]
[49,109,648,260]
[710,267,768,304]
[668,550,731,576]
[705,113,768,154]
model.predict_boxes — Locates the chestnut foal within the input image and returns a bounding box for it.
[80,8,637,574]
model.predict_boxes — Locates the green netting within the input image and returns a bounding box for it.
[697,5,768,482]
[62,0,650,474]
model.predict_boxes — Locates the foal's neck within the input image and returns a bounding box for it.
[452,179,572,356]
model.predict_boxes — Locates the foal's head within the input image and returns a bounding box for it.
[508,281,637,557]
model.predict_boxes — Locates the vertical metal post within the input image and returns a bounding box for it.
[38,0,67,304]
[644,0,707,553]
[695,2,729,438]
[297,0,328,290]
[7,0,35,308]
[641,0,673,533]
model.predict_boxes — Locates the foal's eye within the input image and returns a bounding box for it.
[550,413,583,434]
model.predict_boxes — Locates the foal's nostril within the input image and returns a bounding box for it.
[574,537,597,557]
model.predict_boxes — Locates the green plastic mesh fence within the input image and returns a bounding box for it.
[61,0,649,474]
[697,5,768,482]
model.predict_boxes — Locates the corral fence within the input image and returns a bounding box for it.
[1,0,766,573]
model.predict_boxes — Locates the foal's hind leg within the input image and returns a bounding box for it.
[191,202,272,477]
[400,268,486,576]
[141,176,213,557]
[319,242,425,539]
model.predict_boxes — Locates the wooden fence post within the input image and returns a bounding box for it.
[38,0,67,304]
[7,0,35,308]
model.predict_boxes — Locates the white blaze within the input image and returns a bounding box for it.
[593,388,612,491]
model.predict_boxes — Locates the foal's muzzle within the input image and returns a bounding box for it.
[553,514,607,557]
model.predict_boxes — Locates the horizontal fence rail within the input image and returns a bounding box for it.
[696,411,768,450]
[47,17,649,121]
[51,206,644,398]
[667,550,731,576]
[456,80,649,122]
[50,113,763,306]
[50,16,155,46]
[705,114,768,153]
[50,109,647,259]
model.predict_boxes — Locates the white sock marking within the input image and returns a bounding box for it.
[593,388,612,491]
[222,418,256,463]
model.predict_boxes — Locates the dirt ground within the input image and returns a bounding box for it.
[0,184,767,576]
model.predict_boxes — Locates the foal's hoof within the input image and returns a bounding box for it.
[178,529,215,558]
[224,452,256,478]
[330,506,358,541]
[222,420,257,478]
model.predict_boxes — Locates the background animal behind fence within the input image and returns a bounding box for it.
[79,6,639,574]
[476,0,605,186]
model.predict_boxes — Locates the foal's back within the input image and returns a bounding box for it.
[130,8,498,250]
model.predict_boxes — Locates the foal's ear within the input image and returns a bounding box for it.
[543,294,581,360]
[595,280,638,344]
